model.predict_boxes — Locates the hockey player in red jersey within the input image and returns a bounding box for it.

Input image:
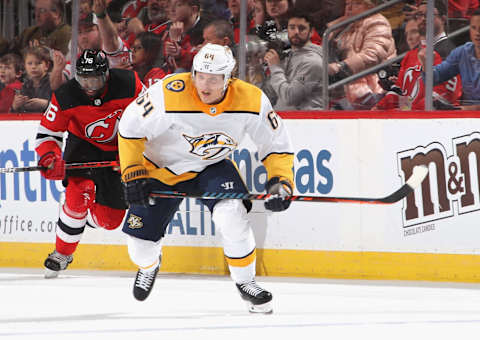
[375,45,461,110]
[35,49,144,278]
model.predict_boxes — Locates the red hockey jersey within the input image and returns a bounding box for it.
[35,69,144,156]
[375,48,461,110]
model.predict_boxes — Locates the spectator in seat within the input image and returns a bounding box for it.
[80,0,94,19]
[162,0,213,73]
[9,0,71,56]
[327,0,396,110]
[131,32,167,87]
[127,0,171,36]
[11,46,52,113]
[0,54,24,113]
[262,10,323,110]
[405,17,421,50]
[418,9,480,109]
[414,0,456,60]
[50,3,133,91]
[228,0,255,43]
[374,38,461,111]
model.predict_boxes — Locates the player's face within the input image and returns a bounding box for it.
[193,72,225,104]
[76,74,106,97]
[470,15,480,49]
[0,63,18,85]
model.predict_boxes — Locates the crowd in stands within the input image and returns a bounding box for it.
[0,0,479,112]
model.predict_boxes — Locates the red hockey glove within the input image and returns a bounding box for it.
[264,177,293,212]
[38,151,65,180]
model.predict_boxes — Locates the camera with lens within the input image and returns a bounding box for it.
[377,62,401,91]
[246,20,291,60]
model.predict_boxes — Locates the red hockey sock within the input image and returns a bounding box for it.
[55,236,79,256]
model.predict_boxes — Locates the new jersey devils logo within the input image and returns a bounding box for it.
[183,132,237,160]
[85,109,122,143]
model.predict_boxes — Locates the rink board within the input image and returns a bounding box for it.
[2,112,480,282]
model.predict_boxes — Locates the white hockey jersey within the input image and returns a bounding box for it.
[118,72,294,187]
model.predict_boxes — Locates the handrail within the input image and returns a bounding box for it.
[326,25,469,91]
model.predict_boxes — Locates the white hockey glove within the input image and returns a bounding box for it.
[264,177,293,212]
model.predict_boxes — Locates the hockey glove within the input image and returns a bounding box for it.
[122,165,151,207]
[264,177,293,212]
[38,151,65,180]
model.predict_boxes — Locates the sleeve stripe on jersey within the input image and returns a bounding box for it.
[36,133,63,143]
[260,151,295,163]
[37,125,64,137]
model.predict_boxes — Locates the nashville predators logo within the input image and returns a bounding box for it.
[183,132,237,160]
[166,79,185,92]
[127,214,143,229]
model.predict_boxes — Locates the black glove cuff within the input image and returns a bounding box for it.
[265,177,292,194]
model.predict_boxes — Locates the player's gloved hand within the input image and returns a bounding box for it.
[264,177,293,212]
[122,165,151,207]
[38,151,65,180]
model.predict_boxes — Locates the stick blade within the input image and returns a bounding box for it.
[406,165,429,190]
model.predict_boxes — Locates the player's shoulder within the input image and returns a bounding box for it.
[107,69,140,99]
[227,78,264,114]
[54,79,88,109]
[160,72,191,93]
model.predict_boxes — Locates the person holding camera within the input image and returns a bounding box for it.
[262,9,323,110]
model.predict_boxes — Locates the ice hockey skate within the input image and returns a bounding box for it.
[236,280,273,314]
[133,265,159,301]
[44,250,73,278]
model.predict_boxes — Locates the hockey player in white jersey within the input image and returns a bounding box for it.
[118,43,294,313]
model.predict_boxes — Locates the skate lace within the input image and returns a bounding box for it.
[239,281,264,297]
[135,270,155,291]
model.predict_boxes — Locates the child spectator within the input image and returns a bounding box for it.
[0,54,24,113]
[11,46,52,113]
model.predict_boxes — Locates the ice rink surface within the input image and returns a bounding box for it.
[1,269,480,340]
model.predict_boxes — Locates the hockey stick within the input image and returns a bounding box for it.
[149,165,428,205]
[0,160,120,174]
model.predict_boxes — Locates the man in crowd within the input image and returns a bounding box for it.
[9,0,71,55]
[263,10,323,110]
[418,9,480,109]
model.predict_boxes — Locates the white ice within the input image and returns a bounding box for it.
[1,269,480,340]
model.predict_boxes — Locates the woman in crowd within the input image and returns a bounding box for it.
[327,0,396,110]
[131,31,166,87]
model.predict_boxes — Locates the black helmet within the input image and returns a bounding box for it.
[76,49,109,76]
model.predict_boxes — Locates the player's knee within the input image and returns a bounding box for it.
[127,235,162,268]
[65,177,95,214]
[90,204,125,230]
[212,199,250,241]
